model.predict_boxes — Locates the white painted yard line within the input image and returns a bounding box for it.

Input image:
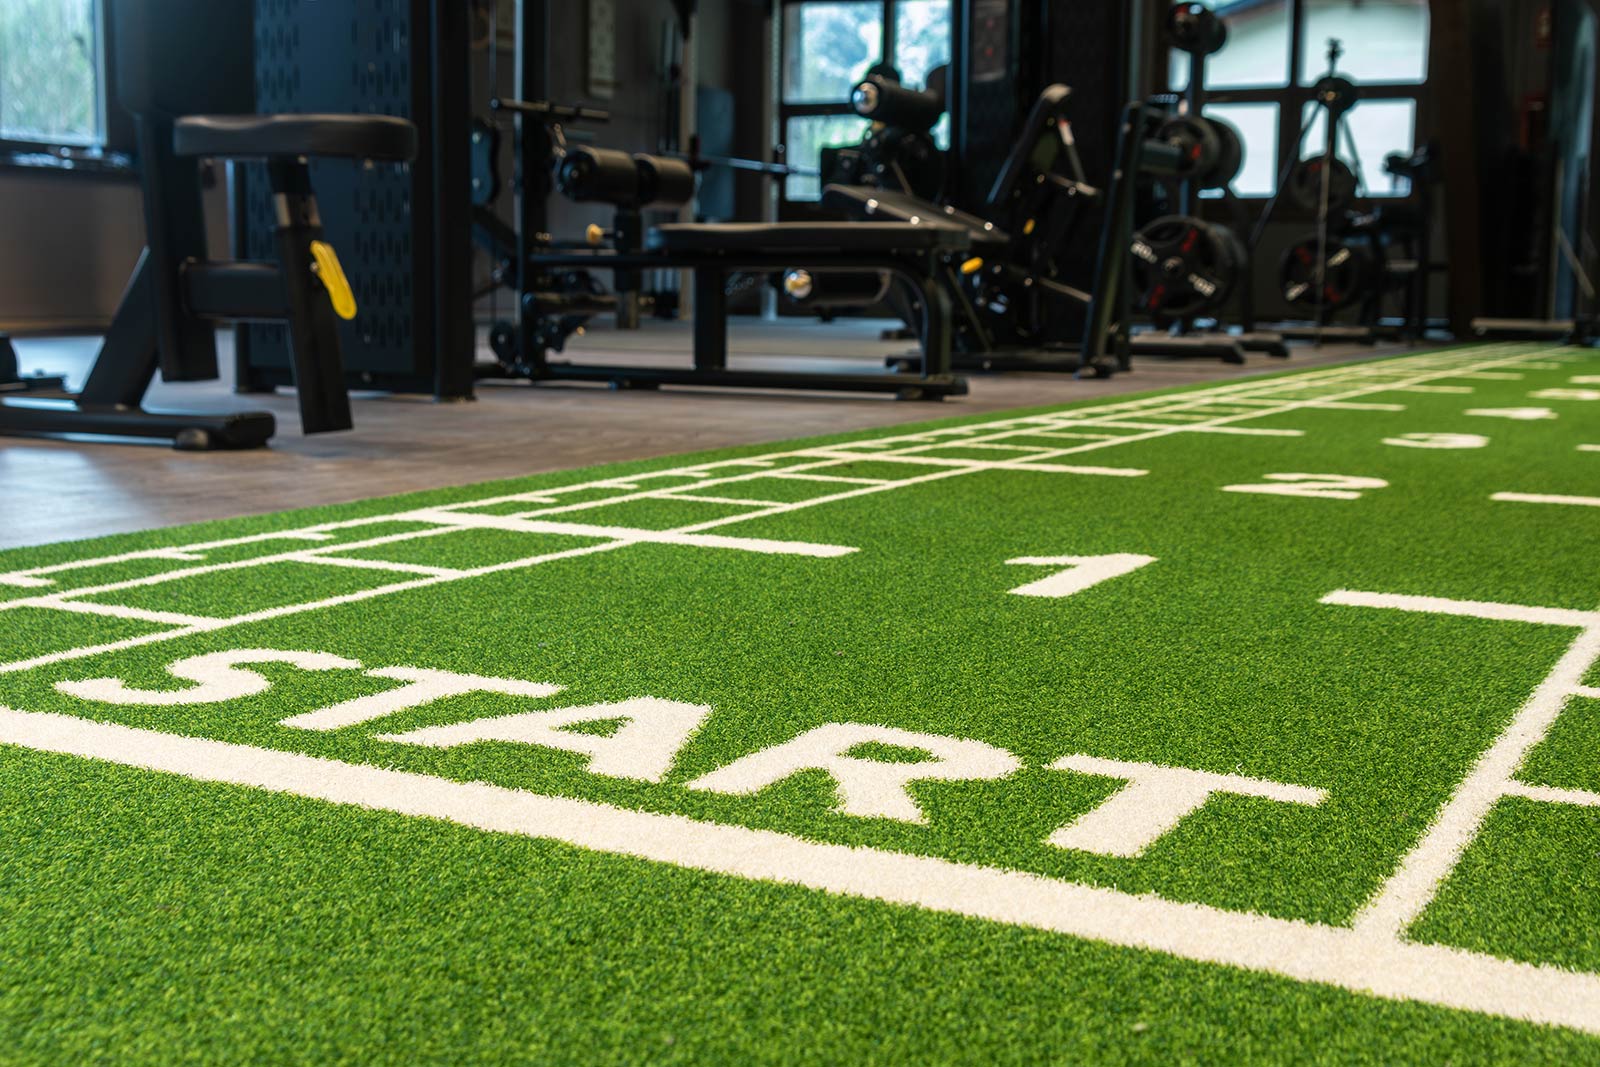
[2,707,1599,1035]
[767,472,891,485]
[1353,622,1600,939]
[661,494,790,508]
[290,555,467,578]
[1459,372,1525,381]
[1579,445,1600,453]
[1502,782,1600,808]
[1321,591,1600,629]
[1308,402,1408,412]
[1396,385,1475,395]
[1493,492,1600,509]
[0,532,338,587]
[1577,686,1600,701]
[36,598,221,629]
[405,511,860,558]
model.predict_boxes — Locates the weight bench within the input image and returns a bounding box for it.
[0,0,417,450]
[511,221,971,399]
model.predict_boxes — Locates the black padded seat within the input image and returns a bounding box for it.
[649,222,969,255]
[174,114,418,161]
[821,185,1011,253]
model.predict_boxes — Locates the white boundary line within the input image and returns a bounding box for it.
[2,706,1599,1034]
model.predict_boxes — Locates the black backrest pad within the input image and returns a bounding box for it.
[987,85,1073,210]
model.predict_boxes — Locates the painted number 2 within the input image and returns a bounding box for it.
[1222,473,1389,501]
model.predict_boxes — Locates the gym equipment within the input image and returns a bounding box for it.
[1279,234,1382,314]
[235,0,473,403]
[1285,157,1358,215]
[1246,40,1372,339]
[1166,1,1228,58]
[0,335,65,396]
[820,71,948,202]
[0,0,416,450]
[817,85,1101,374]
[1132,216,1250,322]
[478,0,968,401]
[1080,3,1283,372]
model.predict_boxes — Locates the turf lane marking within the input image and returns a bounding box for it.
[1082,422,1305,437]
[0,533,337,588]
[1321,591,1600,629]
[292,555,469,578]
[1459,372,1525,380]
[0,345,1567,677]
[661,494,791,508]
[767,473,892,485]
[1492,493,1600,509]
[37,599,221,628]
[4,708,1600,1035]
[1579,445,1600,452]
[1306,401,1408,411]
[405,513,861,558]
[1396,385,1475,395]
[1502,782,1600,808]
[1333,604,1600,940]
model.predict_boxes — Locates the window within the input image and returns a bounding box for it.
[1168,0,1429,199]
[0,0,102,148]
[779,0,952,202]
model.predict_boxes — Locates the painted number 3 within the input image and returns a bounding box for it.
[1222,473,1390,501]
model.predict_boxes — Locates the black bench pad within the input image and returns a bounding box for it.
[822,185,1011,253]
[174,114,417,162]
[649,222,969,255]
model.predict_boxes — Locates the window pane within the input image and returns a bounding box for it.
[1198,102,1279,198]
[1169,0,1291,91]
[1299,0,1429,85]
[0,0,99,144]
[1300,98,1417,197]
[894,0,951,90]
[782,2,884,104]
[784,115,871,201]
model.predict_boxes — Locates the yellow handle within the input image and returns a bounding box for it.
[309,240,358,321]
[960,257,984,275]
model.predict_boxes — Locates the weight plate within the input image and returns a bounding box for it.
[1130,215,1247,321]
[1286,157,1358,215]
[1279,235,1381,312]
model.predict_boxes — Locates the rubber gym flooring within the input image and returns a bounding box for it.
[2,341,1598,1063]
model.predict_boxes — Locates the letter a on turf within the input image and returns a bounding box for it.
[378,697,711,783]
[687,723,1021,824]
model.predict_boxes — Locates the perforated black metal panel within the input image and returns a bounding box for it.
[239,0,435,392]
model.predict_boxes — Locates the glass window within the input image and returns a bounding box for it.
[782,2,884,104]
[1169,0,1292,92]
[0,0,100,145]
[1198,102,1280,197]
[784,114,871,201]
[894,0,951,90]
[1300,98,1417,196]
[1299,0,1429,85]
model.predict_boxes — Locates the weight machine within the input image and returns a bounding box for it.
[470,0,968,400]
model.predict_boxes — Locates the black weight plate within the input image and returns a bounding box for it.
[1130,215,1247,320]
[1286,157,1357,215]
[1279,235,1380,312]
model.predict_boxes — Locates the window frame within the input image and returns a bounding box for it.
[777,0,949,206]
[0,0,135,176]
[1172,0,1431,201]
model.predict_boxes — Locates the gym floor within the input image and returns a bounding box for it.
[0,319,1406,550]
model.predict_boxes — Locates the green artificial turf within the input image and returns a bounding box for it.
[1,342,1598,1064]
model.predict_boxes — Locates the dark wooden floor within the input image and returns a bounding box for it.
[0,320,1407,550]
